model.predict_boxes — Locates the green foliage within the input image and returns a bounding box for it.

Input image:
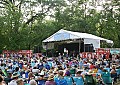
[0,0,119,51]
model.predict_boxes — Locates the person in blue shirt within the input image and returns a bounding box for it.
[73,70,84,85]
[97,67,103,74]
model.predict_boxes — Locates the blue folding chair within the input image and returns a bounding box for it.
[84,74,96,85]
[24,72,29,78]
[111,73,117,83]
[73,76,84,85]
[101,72,113,85]
[24,79,30,85]
[54,77,68,85]
[116,68,120,80]
[64,76,73,85]
[104,68,110,72]
[37,80,46,85]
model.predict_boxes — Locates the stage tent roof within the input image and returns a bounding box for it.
[42,29,113,44]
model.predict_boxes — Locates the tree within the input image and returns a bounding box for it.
[96,0,120,47]
[0,0,66,50]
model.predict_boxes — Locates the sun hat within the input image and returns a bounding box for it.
[39,71,45,76]
[53,71,58,74]
[76,70,83,74]
[48,70,53,74]
[47,74,54,81]
[11,72,19,79]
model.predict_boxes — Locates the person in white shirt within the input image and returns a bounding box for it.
[8,72,19,85]
[32,66,39,73]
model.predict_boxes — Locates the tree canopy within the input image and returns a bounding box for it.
[0,0,119,51]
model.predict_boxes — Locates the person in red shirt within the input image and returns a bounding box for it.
[89,62,95,69]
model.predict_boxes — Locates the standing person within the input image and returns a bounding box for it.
[103,54,106,60]
[0,75,6,85]
[109,53,112,60]
[8,72,19,85]
[58,53,62,60]
[64,48,69,57]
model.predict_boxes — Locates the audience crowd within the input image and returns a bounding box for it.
[0,53,120,85]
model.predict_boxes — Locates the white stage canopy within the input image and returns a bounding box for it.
[42,29,113,49]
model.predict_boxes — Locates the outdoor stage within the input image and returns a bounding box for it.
[42,29,113,57]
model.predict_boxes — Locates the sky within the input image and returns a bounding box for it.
[22,0,114,21]
[0,0,112,21]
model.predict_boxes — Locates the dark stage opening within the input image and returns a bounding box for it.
[46,41,94,57]
[58,42,84,54]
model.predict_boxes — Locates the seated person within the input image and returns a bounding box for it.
[0,74,6,85]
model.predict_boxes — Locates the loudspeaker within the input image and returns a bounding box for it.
[33,46,41,53]
[84,44,94,52]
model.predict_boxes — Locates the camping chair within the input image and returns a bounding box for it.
[64,76,73,85]
[23,79,30,85]
[116,68,120,80]
[22,71,29,79]
[73,76,84,85]
[20,77,29,85]
[4,77,11,84]
[37,80,46,85]
[101,72,113,85]
[54,77,68,85]
[111,73,117,83]
[70,68,76,77]
[84,74,96,85]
